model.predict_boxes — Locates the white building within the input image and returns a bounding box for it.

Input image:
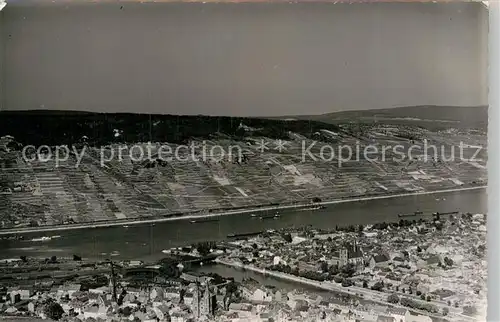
[405,311,432,322]
[369,254,391,269]
[386,307,408,322]
[82,304,108,320]
[241,285,273,303]
[58,284,81,298]
[228,302,254,318]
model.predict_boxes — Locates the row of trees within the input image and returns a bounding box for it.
[268,264,328,281]
[43,299,65,321]
[400,297,439,314]
[388,293,441,314]
[19,255,62,264]
[269,262,358,285]
[194,241,218,256]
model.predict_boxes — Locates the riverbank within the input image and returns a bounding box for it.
[214,258,474,321]
[0,185,486,236]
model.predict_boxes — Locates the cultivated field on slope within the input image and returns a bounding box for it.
[0,112,487,228]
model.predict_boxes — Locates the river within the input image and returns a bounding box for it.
[194,263,333,296]
[0,188,486,261]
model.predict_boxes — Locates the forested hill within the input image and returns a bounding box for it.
[0,110,343,147]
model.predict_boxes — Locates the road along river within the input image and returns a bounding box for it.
[0,187,487,261]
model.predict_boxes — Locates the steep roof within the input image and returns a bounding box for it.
[377,315,396,322]
[386,307,408,316]
[372,254,390,263]
[348,245,364,259]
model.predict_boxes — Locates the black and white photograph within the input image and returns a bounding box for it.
[0,1,490,321]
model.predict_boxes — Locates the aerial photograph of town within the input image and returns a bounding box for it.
[0,0,489,322]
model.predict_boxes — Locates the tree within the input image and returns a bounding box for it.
[408,287,413,295]
[416,291,422,296]
[120,306,132,316]
[20,256,27,263]
[444,257,454,267]
[341,263,356,277]
[417,246,422,253]
[196,242,212,256]
[50,256,57,263]
[362,281,368,288]
[44,301,64,321]
[252,243,258,249]
[226,281,238,295]
[235,126,246,138]
[319,261,329,273]
[333,275,343,283]
[341,279,353,287]
[442,307,449,316]
[426,295,432,302]
[371,281,384,292]
[420,294,426,300]
[329,264,339,275]
[159,258,180,278]
[387,294,400,304]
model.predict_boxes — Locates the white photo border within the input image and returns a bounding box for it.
[488,1,499,321]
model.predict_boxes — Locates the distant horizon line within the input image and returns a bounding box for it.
[0,104,488,118]
[1,0,489,5]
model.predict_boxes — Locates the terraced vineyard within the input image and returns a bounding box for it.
[0,111,487,229]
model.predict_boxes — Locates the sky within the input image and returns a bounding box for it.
[0,2,489,116]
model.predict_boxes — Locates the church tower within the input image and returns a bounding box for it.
[339,247,348,266]
[193,281,213,319]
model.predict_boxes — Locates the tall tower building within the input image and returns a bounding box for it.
[339,248,348,267]
[199,283,211,317]
[192,281,213,319]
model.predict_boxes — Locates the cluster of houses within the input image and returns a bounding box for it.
[219,214,486,317]
[0,267,440,322]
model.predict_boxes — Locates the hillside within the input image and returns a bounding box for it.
[0,111,342,147]
[0,110,487,229]
[285,106,488,131]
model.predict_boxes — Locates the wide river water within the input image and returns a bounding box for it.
[0,188,487,261]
